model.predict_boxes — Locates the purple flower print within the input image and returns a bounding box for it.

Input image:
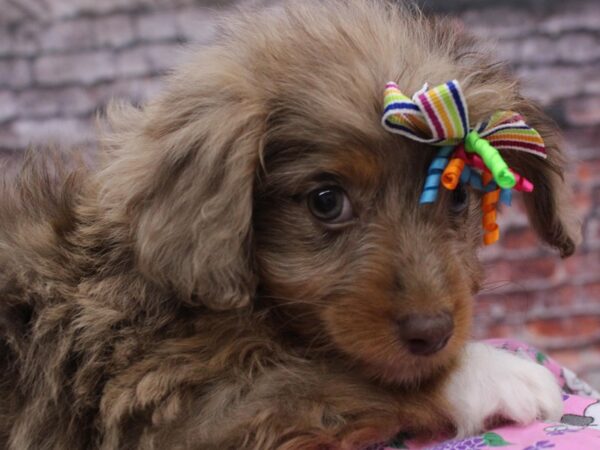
[523,441,555,450]
[426,436,486,450]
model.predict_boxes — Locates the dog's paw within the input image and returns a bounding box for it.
[444,342,563,438]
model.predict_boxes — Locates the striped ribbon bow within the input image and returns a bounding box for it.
[382,79,546,160]
[381,80,547,245]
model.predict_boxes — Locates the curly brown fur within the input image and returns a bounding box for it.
[0,1,579,449]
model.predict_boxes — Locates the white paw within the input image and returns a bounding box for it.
[444,342,564,438]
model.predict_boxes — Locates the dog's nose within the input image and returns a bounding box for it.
[396,311,454,356]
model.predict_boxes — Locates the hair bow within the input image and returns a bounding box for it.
[381,80,546,245]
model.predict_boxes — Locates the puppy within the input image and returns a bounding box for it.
[0,1,579,449]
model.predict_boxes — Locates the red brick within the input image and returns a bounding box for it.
[0,3,28,26]
[12,23,39,57]
[12,118,95,148]
[40,18,96,52]
[501,226,539,252]
[565,96,600,127]
[526,315,600,339]
[593,186,600,207]
[575,159,600,183]
[461,8,535,39]
[114,48,151,78]
[582,281,600,301]
[535,285,580,310]
[547,348,586,370]
[517,66,586,106]
[47,0,154,20]
[176,7,217,43]
[16,89,60,117]
[34,51,115,86]
[563,127,600,161]
[94,15,135,48]
[498,36,557,65]
[571,184,593,216]
[473,323,519,340]
[565,252,600,282]
[0,23,39,59]
[94,77,164,106]
[143,43,185,73]
[480,260,512,288]
[585,219,600,249]
[556,33,600,64]
[475,291,537,323]
[0,58,32,89]
[509,258,557,283]
[0,126,20,150]
[134,11,180,42]
[0,29,12,58]
[11,0,46,20]
[540,4,600,35]
[0,91,17,124]
[581,368,600,390]
[17,86,96,118]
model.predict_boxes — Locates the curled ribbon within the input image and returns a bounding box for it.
[442,158,465,190]
[382,79,546,245]
[454,147,533,193]
[482,171,500,245]
[460,165,490,192]
[466,131,515,189]
[420,146,454,204]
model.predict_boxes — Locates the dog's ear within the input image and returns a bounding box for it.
[505,100,581,257]
[98,61,264,310]
[436,15,581,257]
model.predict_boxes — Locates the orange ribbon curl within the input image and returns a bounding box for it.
[482,171,500,245]
[441,158,466,190]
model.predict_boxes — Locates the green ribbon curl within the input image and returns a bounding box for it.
[465,131,516,189]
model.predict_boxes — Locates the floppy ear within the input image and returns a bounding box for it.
[98,60,265,310]
[436,15,581,257]
[506,99,581,257]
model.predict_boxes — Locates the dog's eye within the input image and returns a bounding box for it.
[307,186,353,223]
[449,184,469,214]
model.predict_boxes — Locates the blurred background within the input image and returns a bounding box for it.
[0,0,599,386]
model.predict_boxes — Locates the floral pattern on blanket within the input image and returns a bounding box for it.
[371,339,600,450]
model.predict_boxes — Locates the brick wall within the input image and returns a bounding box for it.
[450,1,600,389]
[1,0,599,386]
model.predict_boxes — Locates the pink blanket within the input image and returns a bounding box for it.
[369,339,600,450]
